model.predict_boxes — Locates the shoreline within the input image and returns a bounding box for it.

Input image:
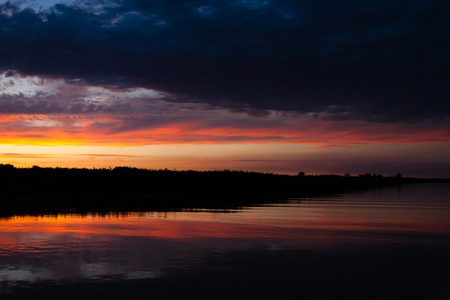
[0,164,448,216]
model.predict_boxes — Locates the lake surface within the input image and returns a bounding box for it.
[1,183,450,299]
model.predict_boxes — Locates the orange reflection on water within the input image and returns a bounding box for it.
[1,199,449,249]
[0,212,295,242]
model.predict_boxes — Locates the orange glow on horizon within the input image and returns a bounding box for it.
[1,113,450,176]
[1,114,450,147]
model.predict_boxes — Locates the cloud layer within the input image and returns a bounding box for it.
[1,0,449,123]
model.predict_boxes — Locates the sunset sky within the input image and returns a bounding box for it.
[0,0,449,177]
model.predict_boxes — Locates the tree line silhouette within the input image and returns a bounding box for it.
[0,164,446,215]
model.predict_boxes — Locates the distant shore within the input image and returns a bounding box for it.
[0,164,448,216]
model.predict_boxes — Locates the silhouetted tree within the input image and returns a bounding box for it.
[0,164,15,170]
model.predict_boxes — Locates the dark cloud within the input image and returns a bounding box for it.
[4,70,14,77]
[1,0,449,122]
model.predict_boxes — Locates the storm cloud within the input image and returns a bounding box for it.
[1,0,449,122]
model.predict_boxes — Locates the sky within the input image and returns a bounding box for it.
[0,0,449,177]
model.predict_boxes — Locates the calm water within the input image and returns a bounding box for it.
[1,183,450,299]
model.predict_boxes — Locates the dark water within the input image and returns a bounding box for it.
[1,183,449,299]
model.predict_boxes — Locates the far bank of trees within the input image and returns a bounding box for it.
[0,164,444,215]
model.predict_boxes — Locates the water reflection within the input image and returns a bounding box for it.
[0,183,449,289]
